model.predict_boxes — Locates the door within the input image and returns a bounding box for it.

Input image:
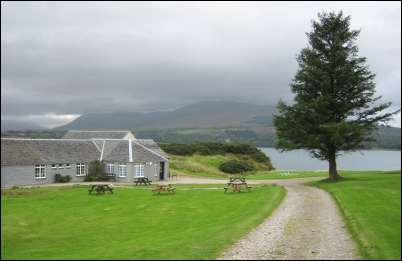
[159,162,165,180]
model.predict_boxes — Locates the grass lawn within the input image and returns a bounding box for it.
[1,184,285,260]
[311,171,401,260]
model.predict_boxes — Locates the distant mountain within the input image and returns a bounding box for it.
[52,100,400,150]
[1,119,45,131]
[55,101,277,131]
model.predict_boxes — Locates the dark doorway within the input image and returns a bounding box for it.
[159,162,165,180]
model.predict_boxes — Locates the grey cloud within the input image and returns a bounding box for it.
[1,1,401,127]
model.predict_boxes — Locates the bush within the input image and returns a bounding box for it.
[219,160,254,174]
[84,175,99,182]
[161,142,263,156]
[85,160,106,181]
[54,174,72,183]
[159,143,194,155]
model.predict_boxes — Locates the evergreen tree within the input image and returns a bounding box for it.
[274,11,399,181]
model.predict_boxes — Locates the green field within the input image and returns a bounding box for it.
[1,185,285,260]
[311,171,401,260]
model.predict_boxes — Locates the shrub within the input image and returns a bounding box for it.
[85,160,106,181]
[84,175,99,182]
[219,160,254,174]
[63,175,72,182]
[160,143,194,155]
[54,174,72,183]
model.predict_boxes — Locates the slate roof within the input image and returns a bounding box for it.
[101,140,168,162]
[1,139,100,166]
[62,130,131,140]
[1,133,168,166]
[102,140,129,162]
[132,141,168,163]
[136,139,168,159]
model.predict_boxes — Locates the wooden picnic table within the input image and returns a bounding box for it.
[152,184,176,194]
[224,180,252,193]
[229,177,246,183]
[134,177,152,186]
[88,184,114,194]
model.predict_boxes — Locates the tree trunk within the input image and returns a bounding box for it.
[328,156,340,181]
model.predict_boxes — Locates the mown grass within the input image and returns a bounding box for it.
[1,185,285,260]
[311,171,401,260]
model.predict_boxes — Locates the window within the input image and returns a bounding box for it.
[34,164,46,179]
[106,163,115,176]
[66,164,71,169]
[58,164,64,169]
[51,164,56,169]
[146,162,153,166]
[135,164,144,177]
[118,164,127,177]
[76,163,86,176]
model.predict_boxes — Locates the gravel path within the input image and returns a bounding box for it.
[219,179,359,260]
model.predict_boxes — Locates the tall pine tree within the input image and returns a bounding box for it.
[274,11,399,181]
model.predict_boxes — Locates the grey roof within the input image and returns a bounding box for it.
[102,139,168,162]
[132,142,167,163]
[62,130,132,139]
[102,140,129,162]
[1,135,168,166]
[136,139,168,158]
[1,139,100,166]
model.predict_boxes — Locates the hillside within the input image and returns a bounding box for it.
[3,101,400,149]
[55,101,277,130]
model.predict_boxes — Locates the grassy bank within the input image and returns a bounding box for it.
[1,185,285,260]
[170,154,273,179]
[311,171,401,260]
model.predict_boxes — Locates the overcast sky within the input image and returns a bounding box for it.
[1,1,401,128]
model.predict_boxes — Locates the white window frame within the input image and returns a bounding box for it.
[58,163,64,169]
[118,164,127,178]
[135,164,145,177]
[106,163,115,176]
[51,164,57,169]
[76,163,86,176]
[66,163,71,169]
[146,162,153,166]
[34,164,46,179]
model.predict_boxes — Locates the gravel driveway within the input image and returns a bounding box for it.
[219,178,360,260]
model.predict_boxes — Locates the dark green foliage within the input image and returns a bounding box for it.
[84,175,99,182]
[54,174,72,183]
[273,11,399,180]
[136,128,278,148]
[85,160,106,182]
[219,160,254,174]
[159,143,195,155]
[161,142,274,169]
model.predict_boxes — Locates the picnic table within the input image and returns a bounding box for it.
[229,177,246,183]
[152,184,176,194]
[169,172,178,180]
[88,184,114,194]
[134,177,152,186]
[224,178,252,193]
